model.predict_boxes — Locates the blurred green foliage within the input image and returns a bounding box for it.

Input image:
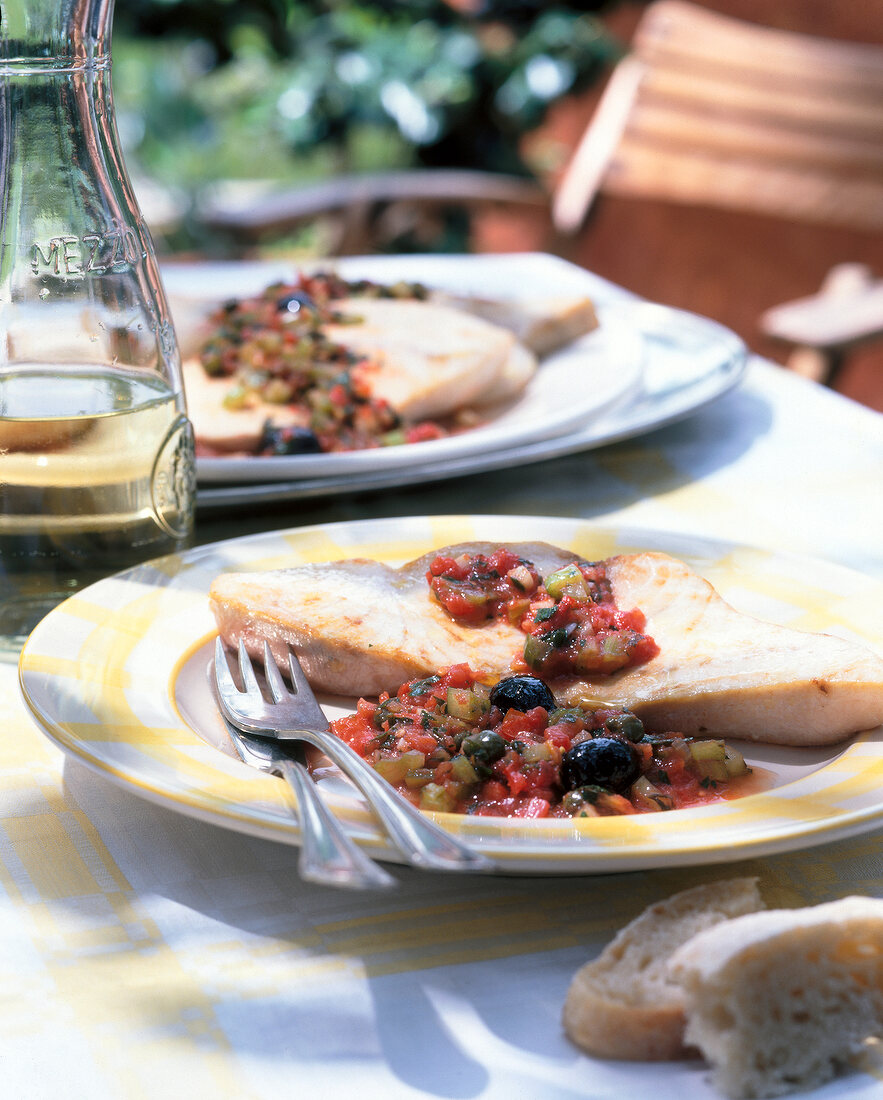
[113,0,622,194]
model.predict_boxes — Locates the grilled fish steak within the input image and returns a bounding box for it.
[322,298,529,421]
[209,542,883,745]
[210,542,575,697]
[183,298,539,452]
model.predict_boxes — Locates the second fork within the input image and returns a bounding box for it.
[215,638,493,875]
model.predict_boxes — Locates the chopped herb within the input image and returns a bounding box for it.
[408,675,441,698]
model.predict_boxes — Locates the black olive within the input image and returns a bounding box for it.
[560,737,641,792]
[276,289,315,314]
[489,675,555,713]
[605,712,646,742]
[461,730,507,765]
[258,424,322,456]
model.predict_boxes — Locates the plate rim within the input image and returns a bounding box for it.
[19,514,883,874]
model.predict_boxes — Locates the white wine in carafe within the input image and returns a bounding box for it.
[0,367,194,648]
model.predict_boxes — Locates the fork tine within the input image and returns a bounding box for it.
[214,637,241,699]
[262,642,290,704]
[285,646,332,730]
[287,647,310,695]
[237,638,262,697]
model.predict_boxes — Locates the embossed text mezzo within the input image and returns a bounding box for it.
[31,224,144,276]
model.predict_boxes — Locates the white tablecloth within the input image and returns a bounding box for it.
[2,323,883,1099]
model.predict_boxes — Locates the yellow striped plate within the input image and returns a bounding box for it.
[18,515,883,874]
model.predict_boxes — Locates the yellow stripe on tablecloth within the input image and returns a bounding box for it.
[0,763,245,1095]
[3,814,106,901]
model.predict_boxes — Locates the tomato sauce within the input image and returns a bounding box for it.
[426,551,660,678]
[328,664,751,819]
[197,273,448,455]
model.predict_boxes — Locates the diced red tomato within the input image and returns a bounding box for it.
[514,796,551,819]
[333,713,378,756]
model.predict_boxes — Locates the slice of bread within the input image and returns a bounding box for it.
[667,895,883,1098]
[436,291,599,357]
[562,877,765,1061]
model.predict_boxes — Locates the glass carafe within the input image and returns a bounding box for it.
[0,0,195,652]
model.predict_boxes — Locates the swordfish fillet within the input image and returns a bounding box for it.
[182,298,537,452]
[210,542,576,698]
[323,298,527,421]
[208,542,883,746]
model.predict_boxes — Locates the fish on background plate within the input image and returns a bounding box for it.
[179,268,600,458]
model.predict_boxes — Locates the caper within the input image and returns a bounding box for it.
[605,712,646,742]
[461,730,507,764]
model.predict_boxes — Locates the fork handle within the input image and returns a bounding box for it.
[280,728,493,873]
[276,758,397,890]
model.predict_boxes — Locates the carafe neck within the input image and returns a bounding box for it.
[1,0,113,70]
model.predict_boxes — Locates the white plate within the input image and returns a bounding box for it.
[193,296,747,510]
[19,515,883,875]
[164,254,645,482]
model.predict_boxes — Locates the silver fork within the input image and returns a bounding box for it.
[214,638,493,874]
[208,667,396,891]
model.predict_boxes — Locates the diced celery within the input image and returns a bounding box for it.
[399,749,426,771]
[446,685,490,721]
[689,739,730,781]
[573,637,601,670]
[523,633,553,669]
[374,757,410,784]
[544,564,590,602]
[521,742,552,764]
[507,564,536,592]
[419,783,456,812]
[222,384,253,410]
[600,634,629,658]
[450,754,479,783]
[444,780,469,803]
[724,746,749,777]
[506,597,531,625]
[404,768,434,789]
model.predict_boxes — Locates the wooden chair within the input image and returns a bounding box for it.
[197,169,547,256]
[550,1,883,388]
[553,0,883,235]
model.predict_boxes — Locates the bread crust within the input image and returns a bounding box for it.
[562,877,765,1061]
